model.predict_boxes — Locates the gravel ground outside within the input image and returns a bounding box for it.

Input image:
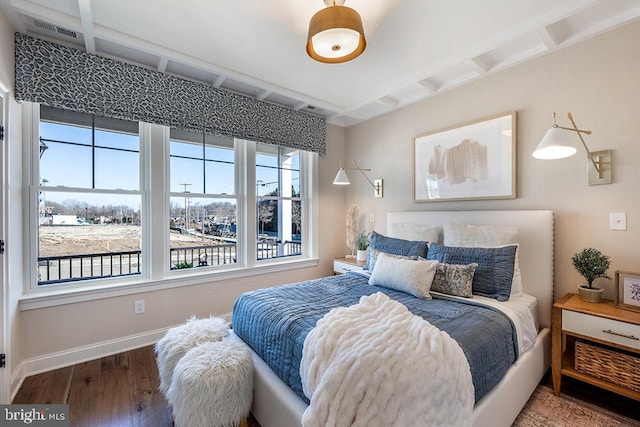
[38,225,221,257]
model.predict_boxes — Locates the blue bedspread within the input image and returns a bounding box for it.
[232,272,518,404]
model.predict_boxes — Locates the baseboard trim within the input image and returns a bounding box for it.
[11,312,232,401]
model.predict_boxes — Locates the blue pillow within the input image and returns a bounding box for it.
[365,231,428,271]
[427,243,517,301]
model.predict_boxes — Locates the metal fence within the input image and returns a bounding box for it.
[170,243,237,268]
[37,240,302,284]
[38,250,142,285]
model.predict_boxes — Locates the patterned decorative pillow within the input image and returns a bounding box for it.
[430,263,478,298]
[443,223,523,299]
[368,253,438,299]
[365,231,428,271]
[427,243,517,301]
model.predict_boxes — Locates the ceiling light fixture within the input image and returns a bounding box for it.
[306,0,366,64]
[533,112,612,185]
[333,160,383,198]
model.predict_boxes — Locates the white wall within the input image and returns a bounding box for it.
[342,21,640,302]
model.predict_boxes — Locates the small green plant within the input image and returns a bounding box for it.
[356,232,369,251]
[571,247,611,288]
[174,261,194,269]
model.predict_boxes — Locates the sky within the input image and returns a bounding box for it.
[38,120,299,214]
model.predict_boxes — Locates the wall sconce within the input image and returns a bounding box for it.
[333,160,383,198]
[532,112,611,185]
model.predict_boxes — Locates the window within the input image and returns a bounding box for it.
[169,129,237,269]
[256,143,303,260]
[36,106,141,286]
[28,104,317,291]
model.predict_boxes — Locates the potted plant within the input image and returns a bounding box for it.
[356,232,369,262]
[571,247,611,303]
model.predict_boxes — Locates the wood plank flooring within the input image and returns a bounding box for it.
[13,345,639,426]
[13,346,173,427]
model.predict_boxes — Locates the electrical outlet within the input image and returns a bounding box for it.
[134,300,145,315]
[369,213,375,222]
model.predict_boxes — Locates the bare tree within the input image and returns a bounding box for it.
[258,202,275,235]
[292,201,302,235]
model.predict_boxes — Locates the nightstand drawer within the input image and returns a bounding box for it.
[563,310,640,351]
[333,260,365,274]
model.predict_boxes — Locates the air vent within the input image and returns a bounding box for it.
[32,18,56,32]
[56,27,78,39]
[32,18,78,39]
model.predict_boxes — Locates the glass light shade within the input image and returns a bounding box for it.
[306,5,366,64]
[312,28,360,58]
[333,168,351,185]
[532,127,578,159]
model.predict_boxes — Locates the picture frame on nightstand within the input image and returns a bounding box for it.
[615,270,640,313]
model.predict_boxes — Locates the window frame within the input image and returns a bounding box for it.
[167,129,239,272]
[21,103,319,305]
[254,143,304,262]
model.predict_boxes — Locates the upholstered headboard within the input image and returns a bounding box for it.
[386,210,554,328]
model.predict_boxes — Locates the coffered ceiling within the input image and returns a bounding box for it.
[1,0,638,126]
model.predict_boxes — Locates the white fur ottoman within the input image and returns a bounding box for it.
[167,339,253,427]
[155,316,229,399]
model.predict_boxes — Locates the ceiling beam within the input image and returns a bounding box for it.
[213,75,227,88]
[77,0,96,54]
[256,90,271,101]
[539,26,558,51]
[466,57,490,75]
[292,101,308,111]
[157,57,169,73]
[377,97,398,108]
[416,78,438,94]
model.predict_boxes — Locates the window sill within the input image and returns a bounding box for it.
[19,257,319,311]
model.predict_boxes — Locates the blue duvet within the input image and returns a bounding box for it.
[232,272,518,404]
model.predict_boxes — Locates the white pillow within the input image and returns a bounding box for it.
[389,223,441,244]
[368,253,438,299]
[443,222,523,299]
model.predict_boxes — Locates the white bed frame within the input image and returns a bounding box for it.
[235,210,554,427]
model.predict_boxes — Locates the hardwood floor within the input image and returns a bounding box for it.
[13,346,173,427]
[13,345,638,426]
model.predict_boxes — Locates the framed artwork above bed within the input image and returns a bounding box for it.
[413,111,516,202]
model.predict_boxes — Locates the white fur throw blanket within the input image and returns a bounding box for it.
[300,293,474,427]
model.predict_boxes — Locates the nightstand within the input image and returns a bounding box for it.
[552,293,640,401]
[333,257,366,275]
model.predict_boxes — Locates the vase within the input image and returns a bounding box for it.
[356,249,367,262]
[577,285,604,303]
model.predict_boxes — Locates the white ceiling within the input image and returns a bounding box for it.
[1,0,639,127]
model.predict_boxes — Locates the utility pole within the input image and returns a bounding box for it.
[180,183,191,229]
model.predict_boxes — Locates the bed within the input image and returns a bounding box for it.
[231,210,554,427]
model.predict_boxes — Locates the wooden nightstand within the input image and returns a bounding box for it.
[552,293,640,401]
[333,257,366,275]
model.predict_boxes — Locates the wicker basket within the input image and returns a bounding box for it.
[575,340,640,393]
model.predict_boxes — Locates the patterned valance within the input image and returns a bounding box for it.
[14,33,326,155]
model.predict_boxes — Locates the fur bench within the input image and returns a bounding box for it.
[167,339,253,427]
[155,316,230,399]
